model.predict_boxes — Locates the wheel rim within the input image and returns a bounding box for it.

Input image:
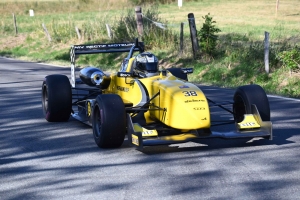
[42,86,48,113]
[94,106,102,138]
[233,95,246,123]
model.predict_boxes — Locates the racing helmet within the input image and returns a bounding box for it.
[133,52,159,77]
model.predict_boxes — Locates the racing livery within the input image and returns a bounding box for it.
[42,39,272,149]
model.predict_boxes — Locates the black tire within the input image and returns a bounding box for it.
[92,94,126,148]
[167,68,188,81]
[42,74,72,122]
[233,84,270,123]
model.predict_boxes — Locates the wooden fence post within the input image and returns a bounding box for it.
[188,13,199,59]
[106,24,113,39]
[13,13,18,35]
[180,22,184,55]
[264,31,270,74]
[135,6,143,37]
[42,23,52,42]
[75,26,81,40]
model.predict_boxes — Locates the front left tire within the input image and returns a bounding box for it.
[92,94,126,148]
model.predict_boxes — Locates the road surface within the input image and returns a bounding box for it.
[1,57,300,199]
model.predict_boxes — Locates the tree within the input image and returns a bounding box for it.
[197,13,221,57]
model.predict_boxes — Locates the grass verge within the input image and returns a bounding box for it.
[1,0,300,97]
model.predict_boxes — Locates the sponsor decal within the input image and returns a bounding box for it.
[117,72,132,77]
[132,135,139,146]
[179,85,189,89]
[201,117,207,120]
[75,44,106,49]
[146,55,155,62]
[117,86,129,92]
[74,43,135,50]
[181,68,193,74]
[193,107,205,110]
[86,102,91,117]
[142,130,154,135]
[184,99,205,103]
[240,122,256,127]
[108,43,134,47]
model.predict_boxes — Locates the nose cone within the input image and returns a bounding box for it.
[151,79,211,130]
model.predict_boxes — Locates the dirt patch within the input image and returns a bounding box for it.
[0,34,27,50]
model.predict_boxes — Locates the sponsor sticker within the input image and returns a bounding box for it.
[117,86,129,92]
[184,99,205,103]
[132,135,139,146]
[142,130,154,135]
[146,55,155,62]
[181,68,193,74]
[74,43,134,49]
[86,101,91,117]
[193,107,205,110]
[117,72,132,77]
[240,122,256,127]
[179,85,189,89]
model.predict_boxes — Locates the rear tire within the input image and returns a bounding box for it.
[92,94,126,148]
[233,84,270,123]
[42,74,72,122]
[167,68,188,81]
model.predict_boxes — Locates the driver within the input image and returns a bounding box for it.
[132,52,159,78]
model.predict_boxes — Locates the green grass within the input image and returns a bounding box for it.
[1,0,300,97]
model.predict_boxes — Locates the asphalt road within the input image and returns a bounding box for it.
[1,57,300,200]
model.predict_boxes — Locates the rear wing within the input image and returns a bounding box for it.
[70,41,144,87]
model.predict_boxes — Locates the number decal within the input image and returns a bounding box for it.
[182,91,198,96]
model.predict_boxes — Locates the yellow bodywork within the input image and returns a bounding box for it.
[237,114,261,129]
[133,123,158,137]
[106,71,210,130]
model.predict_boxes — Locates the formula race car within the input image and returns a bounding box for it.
[41,39,272,149]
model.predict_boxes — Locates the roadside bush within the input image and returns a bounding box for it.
[277,47,300,72]
[0,22,13,35]
[217,34,282,71]
[112,5,178,50]
[50,20,77,43]
[112,9,136,42]
[197,13,221,57]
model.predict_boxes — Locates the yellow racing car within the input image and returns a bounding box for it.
[41,39,272,149]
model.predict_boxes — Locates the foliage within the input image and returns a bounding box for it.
[0,22,13,34]
[277,47,300,71]
[111,9,136,42]
[197,13,221,57]
[112,5,178,50]
[1,0,300,98]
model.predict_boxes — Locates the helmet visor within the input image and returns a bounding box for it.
[145,62,158,72]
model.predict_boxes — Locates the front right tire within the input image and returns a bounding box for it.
[42,74,72,122]
[233,84,270,123]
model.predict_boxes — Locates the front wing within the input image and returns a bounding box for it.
[127,105,272,150]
